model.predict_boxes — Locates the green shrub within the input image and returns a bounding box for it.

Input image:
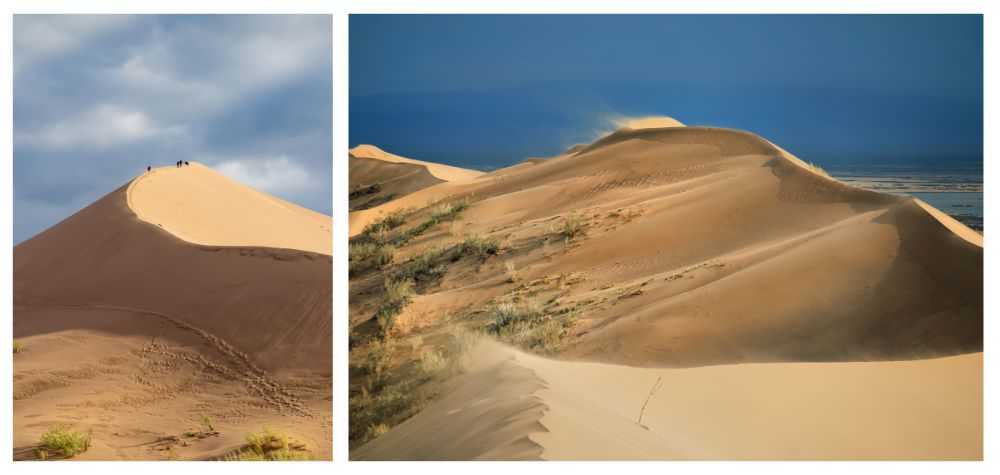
[459,235,500,260]
[37,425,91,459]
[430,199,469,222]
[375,278,414,334]
[559,214,586,240]
[363,210,407,236]
[364,338,394,388]
[349,382,422,447]
[224,428,311,461]
[393,247,448,283]
[13,340,24,354]
[486,302,573,354]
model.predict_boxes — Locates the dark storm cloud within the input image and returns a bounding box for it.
[14,14,332,244]
[349,15,982,172]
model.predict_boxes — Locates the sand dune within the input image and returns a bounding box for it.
[349,122,982,459]
[350,145,484,182]
[129,163,331,255]
[354,343,981,460]
[14,164,331,460]
[349,153,444,211]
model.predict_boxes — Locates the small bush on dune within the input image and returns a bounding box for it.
[559,214,586,240]
[459,235,500,260]
[363,210,407,236]
[384,277,414,304]
[393,247,448,284]
[429,199,469,223]
[13,340,24,354]
[487,302,543,335]
[349,383,421,446]
[374,245,396,268]
[487,302,573,354]
[366,423,390,441]
[364,338,394,388]
[36,425,91,459]
[375,278,414,335]
[225,428,310,461]
[349,242,396,276]
[418,349,447,377]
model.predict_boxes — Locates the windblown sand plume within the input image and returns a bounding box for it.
[14,163,332,461]
[348,117,982,460]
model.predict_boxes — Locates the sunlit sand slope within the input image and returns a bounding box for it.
[14,165,332,460]
[354,344,981,460]
[129,163,331,255]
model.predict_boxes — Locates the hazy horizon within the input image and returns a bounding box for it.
[350,15,982,173]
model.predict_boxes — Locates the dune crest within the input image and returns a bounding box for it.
[350,144,484,182]
[349,120,982,460]
[15,167,332,460]
[128,162,331,255]
[613,115,686,129]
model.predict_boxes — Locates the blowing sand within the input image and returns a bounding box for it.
[14,164,332,460]
[354,342,981,460]
[348,118,982,460]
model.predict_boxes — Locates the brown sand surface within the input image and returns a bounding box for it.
[349,154,444,211]
[14,164,332,460]
[348,118,982,459]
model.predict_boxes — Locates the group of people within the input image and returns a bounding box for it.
[145,161,190,173]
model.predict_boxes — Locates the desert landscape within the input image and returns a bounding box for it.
[13,163,332,460]
[348,117,983,460]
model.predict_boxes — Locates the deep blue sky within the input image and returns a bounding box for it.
[350,15,982,172]
[14,15,331,244]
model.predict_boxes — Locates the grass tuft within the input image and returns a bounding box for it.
[13,340,24,354]
[486,301,574,354]
[375,278,414,335]
[559,214,586,240]
[36,425,91,459]
[459,235,500,260]
[225,428,311,461]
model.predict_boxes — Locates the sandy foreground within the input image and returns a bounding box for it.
[348,118,982,460]
[14,163,332,460]
[354,343,982,460]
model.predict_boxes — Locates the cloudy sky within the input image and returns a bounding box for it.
[351,15,981,172]
[14,15,332,244]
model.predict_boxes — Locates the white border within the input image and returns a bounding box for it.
[2,1,995,474]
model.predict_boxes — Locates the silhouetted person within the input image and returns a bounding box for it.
[147,166,151,172]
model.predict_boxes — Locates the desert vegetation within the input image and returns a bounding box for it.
[224,428,311,461]
[36,425,91,459]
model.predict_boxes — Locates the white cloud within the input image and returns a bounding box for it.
[17,104,184,149]
[214,156,319,195]
[14,15,133,75]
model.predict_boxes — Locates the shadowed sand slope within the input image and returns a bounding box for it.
[349,120,982,460]
[349,145,484,212]
[355,343,981,460]
[14,165,332,460]
[349,154,444,211]
[353,126,981,365]
[351,144,484,182]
